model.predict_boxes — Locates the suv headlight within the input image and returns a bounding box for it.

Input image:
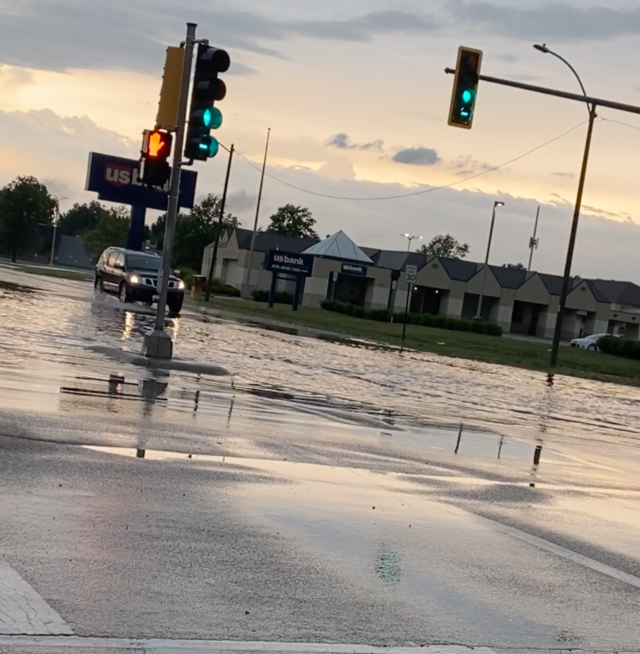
[130,275,141,285]
[178,280,185,290]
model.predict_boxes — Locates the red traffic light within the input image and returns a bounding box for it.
[143,130,173,160]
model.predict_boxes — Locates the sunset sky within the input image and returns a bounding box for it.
[2,0,640,279]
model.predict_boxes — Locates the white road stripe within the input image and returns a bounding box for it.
[0,636,594,654]
[0,561,72,636]
[483,517,640,590]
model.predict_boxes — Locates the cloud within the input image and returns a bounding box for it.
[450,155,494,177]
[325,133,385,152]
[552,171,575,179]
[392,147,440,166]
[448,1,640,42]
[0,2,439,74]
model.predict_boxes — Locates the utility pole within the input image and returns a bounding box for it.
[205,143,234,302]
[528,206,540,271]
[143,22,196,360]
[475,201,504,320]
[242,128,271,297]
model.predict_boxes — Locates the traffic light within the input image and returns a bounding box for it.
[184,44,230,161]
[448,47,483,129]
[139,129,173,188]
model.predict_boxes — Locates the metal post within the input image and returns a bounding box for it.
[401,279,412,350]
[528,206,540,271]
[205,143,234,302]
[550,107,597,369]
[143,22,196,360]
[476,201,502,320]
[50,217,58,266]
[242,128,271,297]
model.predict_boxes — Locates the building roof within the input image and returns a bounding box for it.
[303,231,373,263]
[587,279,640,307]
[490,266,530,290]
[438,258,480,282]
[233,228,319,254]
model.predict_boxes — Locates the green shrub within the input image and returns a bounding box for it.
[445,317,459,331]
[208,278,240,297]
[457,320,470,332]
[469,320,485,334]
[353,306,366,319]
[431,315,447,329]
[598,336,640,360]
[420,314,434,327]
[369,308,392,322]
[343,303,355,316]
[251,289,294,304]
[320,299,337,312]
[483,322,504,337]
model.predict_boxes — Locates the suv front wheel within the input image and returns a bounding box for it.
[119,282,131,304]
[168,297,184,314]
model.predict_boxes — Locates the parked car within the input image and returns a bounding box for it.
[94,248,185,314]
[570,333,611,351]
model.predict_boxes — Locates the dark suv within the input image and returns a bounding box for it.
[94,248,185,314]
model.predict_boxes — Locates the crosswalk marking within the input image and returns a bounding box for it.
[0,561,72,636]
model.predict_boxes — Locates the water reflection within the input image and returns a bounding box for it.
[374,543,402,586]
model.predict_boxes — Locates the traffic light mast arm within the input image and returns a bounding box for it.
[444,68,640,116]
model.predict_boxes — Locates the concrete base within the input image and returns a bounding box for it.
[142,330,174,360]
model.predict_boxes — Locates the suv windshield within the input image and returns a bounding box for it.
[126,254,162,272]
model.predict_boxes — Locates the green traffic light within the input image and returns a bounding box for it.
[209,137,219,158]
[461,89,473,103]
[203,108,213,128]
[210,108,223,129]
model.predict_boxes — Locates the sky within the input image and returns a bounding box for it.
[2,0,640,280]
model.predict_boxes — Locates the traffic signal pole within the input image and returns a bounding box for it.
[144,22,197,360]
[445,66,640,372]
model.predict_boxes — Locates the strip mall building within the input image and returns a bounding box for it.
[202,228,640,341]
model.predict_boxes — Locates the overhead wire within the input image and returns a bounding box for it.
[219,119,589,203]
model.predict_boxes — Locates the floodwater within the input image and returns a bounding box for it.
[1,266,639,461]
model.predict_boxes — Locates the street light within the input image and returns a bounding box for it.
[534,44,597,369]
[50,196,68,266]
[475,201,505,320]
[401,233,423,252]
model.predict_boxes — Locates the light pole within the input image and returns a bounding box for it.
[50,196,68,266]
[401,233,423,252]
[475,201,504,320]
[534,44,596,370]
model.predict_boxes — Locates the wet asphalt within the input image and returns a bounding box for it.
[1,266,640,650]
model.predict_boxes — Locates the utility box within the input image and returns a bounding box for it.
[191,275,207,300]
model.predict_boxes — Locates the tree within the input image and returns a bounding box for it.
[58,201,110,236]
[267,204,318,238]
[149,194,239,271]
[418,234,470,259]
[504,263,526,270]
[0,176,57,261]
[83,207,130,261]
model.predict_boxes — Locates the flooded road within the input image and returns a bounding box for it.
[2,266,640,650]
[1,265,639,452]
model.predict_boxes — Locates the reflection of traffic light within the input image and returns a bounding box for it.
[140,129,173,188]
[184,44,230,161]
[448,47,483,129]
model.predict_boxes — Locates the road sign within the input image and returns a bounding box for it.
[405,265,418,284]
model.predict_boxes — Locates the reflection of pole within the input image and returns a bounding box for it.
[498,436,505,460]
[455,424,463,454]
[550,107,596,370]
[528,206,540,271]
[243,128,271,297]
[206,144,234,302]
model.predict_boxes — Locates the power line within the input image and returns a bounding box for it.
[221,119,589,203]
[600,116,640,132]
